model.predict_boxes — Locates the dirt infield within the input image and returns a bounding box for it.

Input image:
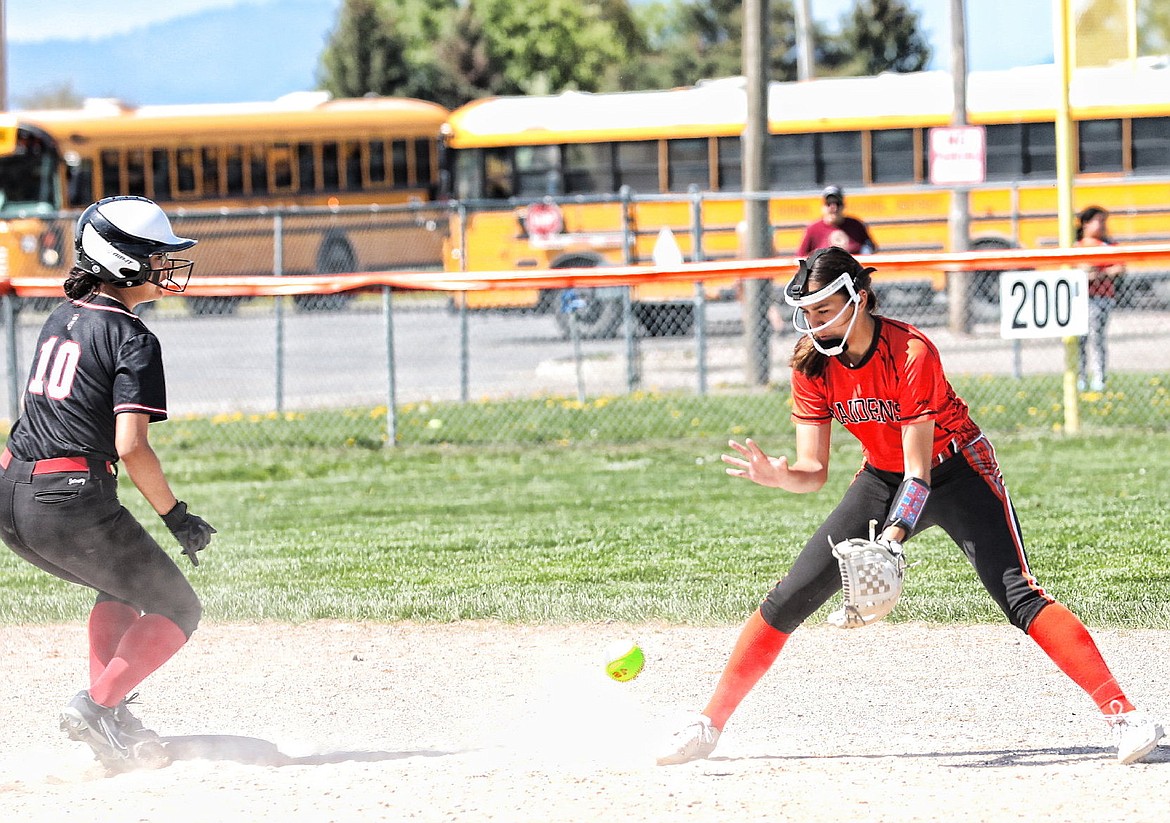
[1,621,1166,822]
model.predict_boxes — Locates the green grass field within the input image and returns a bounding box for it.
[2,390,1169,628]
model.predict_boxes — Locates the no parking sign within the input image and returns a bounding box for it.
[929,126,986,186]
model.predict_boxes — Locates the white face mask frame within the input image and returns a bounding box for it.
[784,271,862,356]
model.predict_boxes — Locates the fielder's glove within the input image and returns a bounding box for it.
[162,501,217,566]
[826,533,907,629]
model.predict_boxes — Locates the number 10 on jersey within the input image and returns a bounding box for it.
[999,269,1089,339]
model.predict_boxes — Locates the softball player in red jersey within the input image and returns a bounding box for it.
[0,196,216,772]
[657,246,1163,766]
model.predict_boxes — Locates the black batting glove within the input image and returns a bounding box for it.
[162,500,217,566]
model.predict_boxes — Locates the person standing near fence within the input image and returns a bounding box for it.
[656,246,1164,767]
[1075,206,1123,392]
[796,186,878,257]
[0,196,216,773]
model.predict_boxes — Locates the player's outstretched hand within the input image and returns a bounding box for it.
[721,438,790,488]
[161,501,217,566]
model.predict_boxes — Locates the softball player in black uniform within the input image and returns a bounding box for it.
[0,196,215,772]
[657,246,1163,766]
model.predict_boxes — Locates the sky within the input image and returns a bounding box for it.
[7,0,1057,73]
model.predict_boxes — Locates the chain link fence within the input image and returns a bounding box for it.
[2,199,1168,448]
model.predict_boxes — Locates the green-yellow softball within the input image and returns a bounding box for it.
[604,641,645,682]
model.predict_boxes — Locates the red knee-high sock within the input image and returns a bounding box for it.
[702,609,791,730]
[1026,602,1133,715]
[88,600,141,687]
[88,614,188,708]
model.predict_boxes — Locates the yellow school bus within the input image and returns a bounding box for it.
[443,60,1170,337]
[0,93,449,313]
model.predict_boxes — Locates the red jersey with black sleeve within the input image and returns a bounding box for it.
[5,294,168,464]
[790,317,981,473]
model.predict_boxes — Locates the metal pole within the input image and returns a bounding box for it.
[3,294,18,421]
[794,0,814,81]
[0,0,8,112]
[946,0,972,334]
[689,186,708,397]
[620,185,640,391]
[382,286,398,446]
[742,0,772,386]
[1010,184,1022,378]
[273,212,285,414]
[1054,0,1080,434]
[459,298,470,404]
[458,202,470,403]
[570,311,585,404]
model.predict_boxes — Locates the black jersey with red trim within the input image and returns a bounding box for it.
[5,294,168,463]
[790,316,981,473]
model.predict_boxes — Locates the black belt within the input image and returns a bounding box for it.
[932,440,962,466]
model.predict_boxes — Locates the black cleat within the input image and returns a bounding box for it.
[112,692,162,744]
[60,690,170,772]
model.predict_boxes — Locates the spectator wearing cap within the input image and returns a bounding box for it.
[796,186,877,257]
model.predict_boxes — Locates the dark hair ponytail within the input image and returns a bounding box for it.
[64,267,102,300]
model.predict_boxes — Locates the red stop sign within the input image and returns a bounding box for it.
[525,202,564,238]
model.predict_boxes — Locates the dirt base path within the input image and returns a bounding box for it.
[1,621,1166,822]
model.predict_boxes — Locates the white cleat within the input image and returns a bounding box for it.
[1107,711,1165,764]
[656,714,721,766]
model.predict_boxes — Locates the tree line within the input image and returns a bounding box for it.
[317,0,933,108]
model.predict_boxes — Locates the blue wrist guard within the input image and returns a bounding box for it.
[885,477,930,533]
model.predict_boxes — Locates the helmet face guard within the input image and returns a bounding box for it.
[75,196,197,290]
[146,257,195,293]
[783,250,872,356]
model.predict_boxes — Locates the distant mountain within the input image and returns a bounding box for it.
[9,0,342,108]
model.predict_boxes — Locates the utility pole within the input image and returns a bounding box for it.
[742,0,771,386]
[945,0,972,333]
[794,0,814,81]
[0,0,8,111]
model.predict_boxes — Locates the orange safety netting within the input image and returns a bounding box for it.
[6,244,1170,298]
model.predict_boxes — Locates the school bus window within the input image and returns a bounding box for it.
[717,136,742,192]
[297,142,316,192]
[202,146,221,198]
[819,131,863,186]
[224,145,246,196]
[455,149,483,199]
[414,138,433,187]
[666,138,709,193]
[564,143,614,195]
[1132,117,1170,172]
[100,150,120,197]
[871,128,916,183]
[175,147,199,196]
[321,141,341,191]
[342,141,361,190]
[515,145,561,197]
[67,159,93,208]
[615,140,658,193]
[368,140,387,186]
[768,133,816,189]
[151,149,171,201]
[251,144,270,193]
[392,140,409,187]
[984,124,1022,180]
[483,147,514,198]
[1078,119,1122,173]
[126,150,147,197]
[1022,122,1056,177]
[270,143,294,191]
